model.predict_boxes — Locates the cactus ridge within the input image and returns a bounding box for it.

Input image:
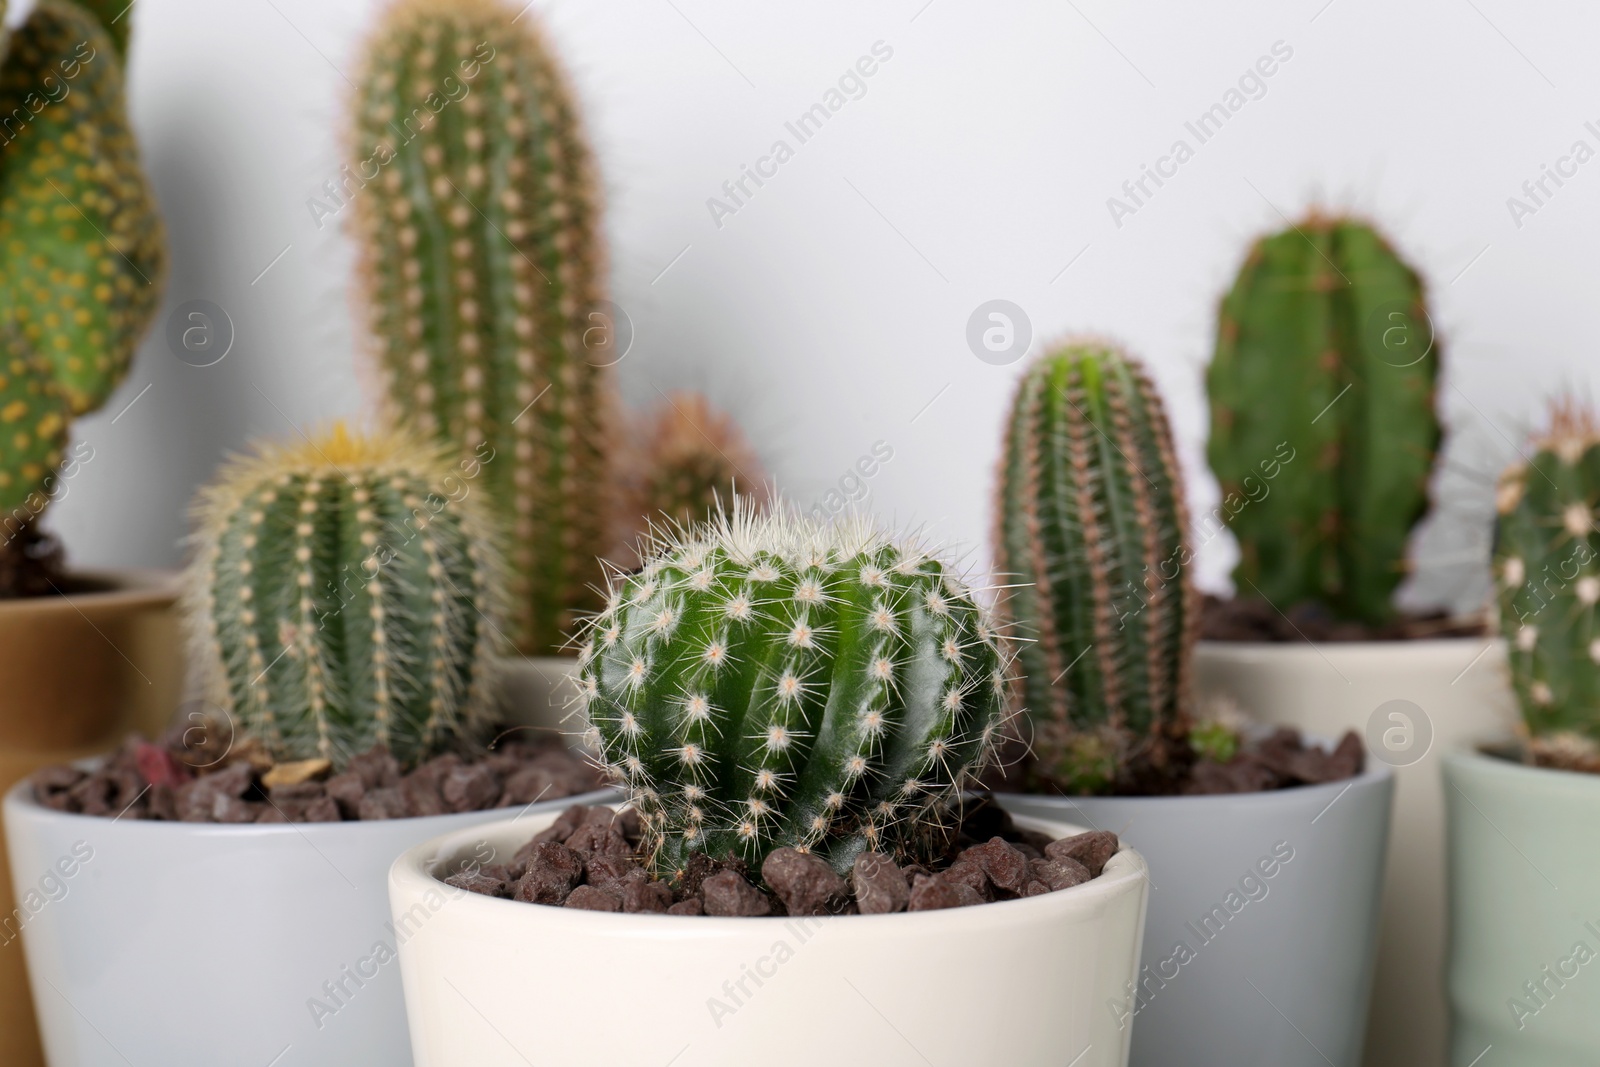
[996,340,1196,792]
[186,425,505,769]
[351,0,614,655]
[1495,399,1600,746]
[1207,214,1439,626]
[577,502,1011,878]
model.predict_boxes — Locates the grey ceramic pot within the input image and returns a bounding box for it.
[1001,761,1393,1067]
[1444,747,1600,1067]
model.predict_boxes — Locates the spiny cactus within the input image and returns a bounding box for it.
[1495,400,1600,753]
[351,0,614,656]
[625,391,766,537]
[185,425,505,769]
[576,503,1010,879]
[1208,214,1439,627]
[0,0,165,519]
[995,341,1196,793]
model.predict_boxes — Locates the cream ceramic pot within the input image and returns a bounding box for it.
[391,808,1150,1067]
[495,655,578,736]
[4,778,614,1067]
[1195,636,1516,1067]
[1444,747,1600,1067]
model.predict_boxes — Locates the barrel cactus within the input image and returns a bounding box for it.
[0,0,165,522]
[350,0,614,656]
[625,391,766,536]
[1495,400,1600,759]
[1207,214,1439,626]
[576,504,1010,879]
[185,425,505,769]
[995,340,1197,793]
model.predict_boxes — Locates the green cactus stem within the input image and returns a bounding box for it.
[0,0,164,535]
[1207,213,1439,627]
[185,424,505,769]
[351,0,614,656]
[995,340,1196,793]
[576,503,1010,879]
[1495,400,1600,750]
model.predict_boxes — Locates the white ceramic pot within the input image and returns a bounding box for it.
[391,808,1150,1067]
[1195,636,1517,1067]
[1002,760,1394,1067]
[3,778,614,1067]
[1444,747,1600,1067]
[494,655,578,736]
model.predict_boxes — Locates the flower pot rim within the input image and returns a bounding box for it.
[0,568,179,619]
[995,756,1392,809]
[1443,742,1600,787]
[392,806,1148,930]
[2,776,619,837]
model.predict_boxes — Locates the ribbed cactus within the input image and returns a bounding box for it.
[1208,214,1439,626]
[350,0,613,656]
[576,504,1009,879]
[0,0,165,518]
[626,391,765,536]
[185,425,505,769]
[995,341,1196,793]
[1495,400,1600,748]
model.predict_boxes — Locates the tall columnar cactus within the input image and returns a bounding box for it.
[185,425,505,769]
[351,0,613,656]
[576,504,1009,879]
[1207,214,1439,626]
[995,341,1196,793]
[0,0,165,519]
[626,391,766,536]
[1495,401,1600,752]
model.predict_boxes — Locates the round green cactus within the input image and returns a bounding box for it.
[186,425,505,768]
[995,340,1197,792]
[350,0,614,656]
[1495,400,1600,750]
[1208,214,1438,626]
[576,505,1010,878]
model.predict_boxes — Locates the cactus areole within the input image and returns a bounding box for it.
[577,505,1010,879]
[351,0,614,656]
[996,341,1197,793]
[1495,401,1600,751]
[186,426,504,770]
[1207,214,1440,627]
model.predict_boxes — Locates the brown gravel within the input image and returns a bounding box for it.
[447,799,1122,916]
[31,731,602,823]
[1200,593,1485,643]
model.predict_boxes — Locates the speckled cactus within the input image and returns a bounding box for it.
[1495,400,1600,752]
[995,341,1196,793]
[185,425,505,769]
[576,504,1010,879]
[0,0,165,517]
[626,391,765,536]
[350,0,614,656]
[1208,214,1439,626]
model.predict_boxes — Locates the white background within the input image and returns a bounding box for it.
[43,0,1600,613]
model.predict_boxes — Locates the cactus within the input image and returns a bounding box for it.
[1207,214,1439,627]
[1495,400,1600,753]
[0,0,165,519]
[625,391,766,536]
[994,341,1197,793]
[576,503,1010,879]
[350,0,614,656]
[185,424,505,769]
